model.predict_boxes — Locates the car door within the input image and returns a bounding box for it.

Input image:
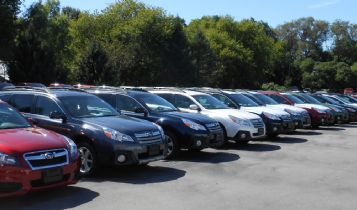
[29,95,72,136]
[116,94,150,120]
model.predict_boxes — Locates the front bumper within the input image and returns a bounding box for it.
[232,126,266,142]
[266,120,295,135]
[112,142,167,166]
[292,116,311,129]
[0,159,80,198]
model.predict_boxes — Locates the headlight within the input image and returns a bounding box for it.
[103,127,134,142]
[0,152,17,166]
[182,119,206,131]
[63,136,79,160]
[228,115,252,127]
[263,112,281,120]
[347,108,356,112]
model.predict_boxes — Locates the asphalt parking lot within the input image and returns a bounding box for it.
[3,123,357,210]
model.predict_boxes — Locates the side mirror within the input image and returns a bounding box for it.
[189,104,201,112]
[49,111,67,123]
[134,107,148,117]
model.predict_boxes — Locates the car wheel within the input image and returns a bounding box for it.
[78,142,97,176]
[165,131,180,159]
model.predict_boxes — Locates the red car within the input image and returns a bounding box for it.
[0,101,80,197]
[259,91,329,127]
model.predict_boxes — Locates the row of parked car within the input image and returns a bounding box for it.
[1,83,357,197]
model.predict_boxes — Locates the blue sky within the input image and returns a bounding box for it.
[23,0,356,26]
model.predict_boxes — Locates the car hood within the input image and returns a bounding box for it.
[0,127,67,155]
[203,109,261,120]
[164,111,217,124]
[267,104,306,113]
[241,106,289,116]
[294,103,331,111]
[81,115,158,134]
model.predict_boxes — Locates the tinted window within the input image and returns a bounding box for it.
[35,96,62,117]
[192,95,228,109]
[135,93,177,112]
[228,94,259,107]
[253,94,279,105]
[0,94,11,103]
[97,94,115,107]
[268,94,290,104]
[175,94,196,109]
[116,95,142,112]
[243,94,264,105]
[60,96,118,118]
[283,94,305,104]
[12,94,34,113]
[211,94,238,108]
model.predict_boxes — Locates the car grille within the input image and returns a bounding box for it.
[205,122,222,134]
[135,130,162,144]
[23,149,69,170]
[250,119,264,128]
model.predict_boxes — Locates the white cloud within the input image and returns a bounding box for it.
[308,0,340,9]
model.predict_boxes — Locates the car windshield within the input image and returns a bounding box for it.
[136,94,178,112]
[243,94,264,105]
[300,94,322,104]
[192,95,228,109]
[0,104,31,129]
[337,95,357,103]
[228,93,259,107]
[283,94,305,104]
[267,94,290,104]
[323,96,343,105]
[252,94,279,105]
[311,95,328,104]
[60,96,118,118]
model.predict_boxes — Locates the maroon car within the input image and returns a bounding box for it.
[0,101,80,197]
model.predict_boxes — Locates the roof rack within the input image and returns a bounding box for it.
[119,86,148,92]
[47,87,87,93]
[140,87,185,93]
[81,86,127,94]
[184,87,222,94]
[1,86,51,93]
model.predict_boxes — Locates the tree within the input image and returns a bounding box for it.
[0,0,21,61]
[331,21,357,64]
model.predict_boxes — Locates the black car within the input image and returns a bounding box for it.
[0,87,167,176]
[86,87,224,158]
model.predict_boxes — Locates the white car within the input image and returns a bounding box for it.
[149,89,266,143]
[246,92,311,128]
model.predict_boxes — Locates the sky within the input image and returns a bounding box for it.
[23,0,356,27]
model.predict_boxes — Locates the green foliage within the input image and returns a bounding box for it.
[261,82,288,91]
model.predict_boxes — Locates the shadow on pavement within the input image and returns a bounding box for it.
[267,136,308,144]
[336,123,357,128]
[173,150,240,163]
[291,130,322,135]
[221,142,281,152]
[84,165,186,184]
[1,186,99,210]
[315,127,345,131]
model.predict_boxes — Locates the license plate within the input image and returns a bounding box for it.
[148,145,161,156]
[43,168,63,184]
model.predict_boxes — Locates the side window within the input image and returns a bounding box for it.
[11,94,35,113]
[0,94,12,103]
[212,94,236,108]
[157,93,174,103]
[97,94,115,107]
[116,95,142,112]
[35,96,62,117]
[175,94,195,109]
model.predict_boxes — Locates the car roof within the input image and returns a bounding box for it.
[1,88,94,98]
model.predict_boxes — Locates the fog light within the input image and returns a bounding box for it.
[196,140,202,147]
[117,155,126,163]
[295,122,298,126]
[240,133,247,139]
[321,119,325,123]
[273,127,278,132]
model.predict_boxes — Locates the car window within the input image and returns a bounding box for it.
[35,96,62,117]
[192,94,228,109]
[116,95,142,112]
[11,94,34,113]
[175,94,196,109]
[0,94,11,103]
[211,94,238,108]
[156,93,174,104]
[0,104,31,129]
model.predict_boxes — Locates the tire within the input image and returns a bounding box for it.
[77,142,97,176]
[165,131,180,159]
